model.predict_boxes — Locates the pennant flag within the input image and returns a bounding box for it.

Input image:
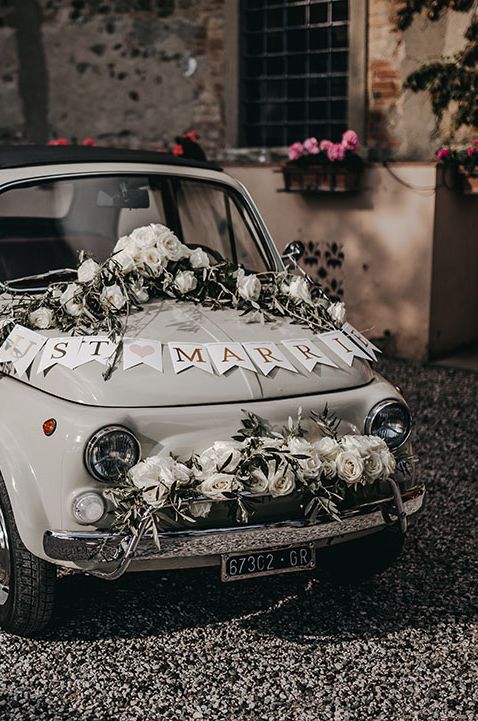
[342,322,381,361]
[37,337,83,373]
[206,342,256,375]
[123,338,163,371]
[0,324,47,377]
[317,331,371,367]
[168,342,213,374]
[281,338,338,372]
[243,342,297,376]
[71,336,118,368]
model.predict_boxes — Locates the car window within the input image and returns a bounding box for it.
[0,174,272,283]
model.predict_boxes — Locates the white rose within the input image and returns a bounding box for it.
[100,283,126,310]
[174,270,197,295]
[335,450,364,486]
[190,500,213,518]
[327,302,346,326]
[153,226,188,262]
[140,247,166,275]
[287,437,313,455]
[236,268,261,302]
[60,283,83,317]
[198,441,242,475]
[267,463,296,498]
[114,235,133,252]
[363,451,384,482]
[366,435,389,454]
[129,225,158,249]
[315,436,341,461]
[287,437,322,477]
[321,459,337,479]
[29,306,54,329]
[188,248,210,269]
[380,449,396,479]
[287,277,312,304]
[77,258,100,284]
[112,249,136,274]
[198,473,236,501]
[340,434,371,458]
[129,461,160,489]
[248,468,270,494]
[143,455,191,485]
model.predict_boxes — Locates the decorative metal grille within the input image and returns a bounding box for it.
[240,0,349,148]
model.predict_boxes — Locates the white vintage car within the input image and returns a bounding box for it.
[0,146,424,635]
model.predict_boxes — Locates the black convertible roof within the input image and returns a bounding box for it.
[0,145,222,171]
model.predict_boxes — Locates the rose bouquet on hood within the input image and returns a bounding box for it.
[0,222,346,378]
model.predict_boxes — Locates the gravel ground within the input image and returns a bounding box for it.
[0,358,477,721]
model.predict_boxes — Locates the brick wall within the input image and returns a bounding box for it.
[367,0,477,159]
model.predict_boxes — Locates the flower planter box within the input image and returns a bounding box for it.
[458,166,478,195]
[281,164,362,194]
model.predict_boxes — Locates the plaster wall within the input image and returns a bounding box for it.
[429,169,478,357]
[226,163,437,361]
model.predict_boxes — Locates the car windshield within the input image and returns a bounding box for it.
[0,174,272,287]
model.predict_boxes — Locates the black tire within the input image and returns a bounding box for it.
[0,476,56,636]
[321,525,405,584]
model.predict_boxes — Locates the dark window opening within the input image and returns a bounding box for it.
[240,0,349,147]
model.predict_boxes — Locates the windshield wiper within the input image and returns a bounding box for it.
[1,268,77,294]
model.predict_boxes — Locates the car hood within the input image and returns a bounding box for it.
[17,298,373,407]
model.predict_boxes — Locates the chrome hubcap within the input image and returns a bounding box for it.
[0,503,11,605]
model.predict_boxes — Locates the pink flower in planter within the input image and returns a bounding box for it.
[303,137,319,154]
[341,129,360,152]
[327,143,346,162]
[319,139,333,153]
[467,146,478,157]
[288,142,304,161]
[48,138,69,146]
[436,147,450,160]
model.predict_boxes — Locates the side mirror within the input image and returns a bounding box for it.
[281,240,305,262]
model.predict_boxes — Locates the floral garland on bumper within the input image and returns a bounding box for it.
[0,223,346,378]
[103,408,404,545]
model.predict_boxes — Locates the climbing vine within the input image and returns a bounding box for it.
[398,1,478,129]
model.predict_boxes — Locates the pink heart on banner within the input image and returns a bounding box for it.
[130,344,155,358]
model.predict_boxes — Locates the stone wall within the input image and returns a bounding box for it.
[367,0,477,159]
[0,0,225,157]
[0,1,476,159]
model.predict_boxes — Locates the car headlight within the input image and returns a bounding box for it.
[72,492,106,524]
[365,400,412,450]
[84,426,141,482]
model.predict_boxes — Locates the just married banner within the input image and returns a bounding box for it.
[0,324,380,378]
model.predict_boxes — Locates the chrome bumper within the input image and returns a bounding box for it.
[43,486,425,576]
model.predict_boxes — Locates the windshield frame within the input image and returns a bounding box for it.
[0,168,283,289]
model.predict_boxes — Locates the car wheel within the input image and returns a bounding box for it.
[0,476,56,636]
[321,525,405,584]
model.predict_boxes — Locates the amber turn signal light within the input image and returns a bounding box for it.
[42,418,57,436]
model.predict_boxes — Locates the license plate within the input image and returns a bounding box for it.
[221,544,316,582]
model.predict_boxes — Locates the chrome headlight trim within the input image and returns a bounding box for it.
[84,425,141,482]
[364,399,412,450]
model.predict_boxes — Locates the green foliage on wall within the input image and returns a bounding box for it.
[397,0,475,30]
[399,1,478,128]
